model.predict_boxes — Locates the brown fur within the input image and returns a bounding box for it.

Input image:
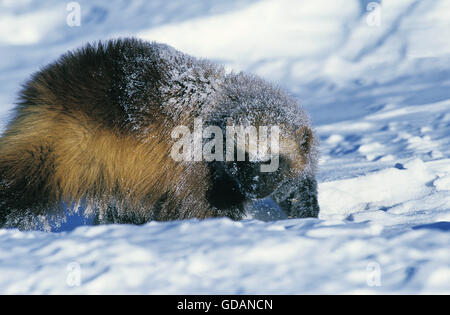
[0,106,213,225]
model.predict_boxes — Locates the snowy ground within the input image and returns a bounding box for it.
[0,0,449,294]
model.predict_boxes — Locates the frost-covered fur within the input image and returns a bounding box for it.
[0,38,319,230]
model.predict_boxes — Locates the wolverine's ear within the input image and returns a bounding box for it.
[296,126,313,154]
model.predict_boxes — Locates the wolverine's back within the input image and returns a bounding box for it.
[15,38,169,131]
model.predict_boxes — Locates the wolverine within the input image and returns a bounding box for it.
[0,38,319,230]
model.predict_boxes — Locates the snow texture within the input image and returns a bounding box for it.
[0,0,449,294]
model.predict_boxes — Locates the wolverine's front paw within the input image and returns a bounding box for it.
[275,177,320,218]
[283,196,319,218]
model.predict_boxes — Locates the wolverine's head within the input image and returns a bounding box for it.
[204,73,319,219]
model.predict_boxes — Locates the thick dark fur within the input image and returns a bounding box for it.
[0,38,319,230]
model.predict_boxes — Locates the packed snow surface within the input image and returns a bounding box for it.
[0,0,449,294]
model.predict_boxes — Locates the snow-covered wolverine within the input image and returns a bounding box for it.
[0,38,319,230]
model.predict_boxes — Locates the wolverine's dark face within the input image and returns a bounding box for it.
[206,124,319,219]
[226,154,291,199]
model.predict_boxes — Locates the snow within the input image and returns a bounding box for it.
[1,218,449,294]
[0,0,449,294]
